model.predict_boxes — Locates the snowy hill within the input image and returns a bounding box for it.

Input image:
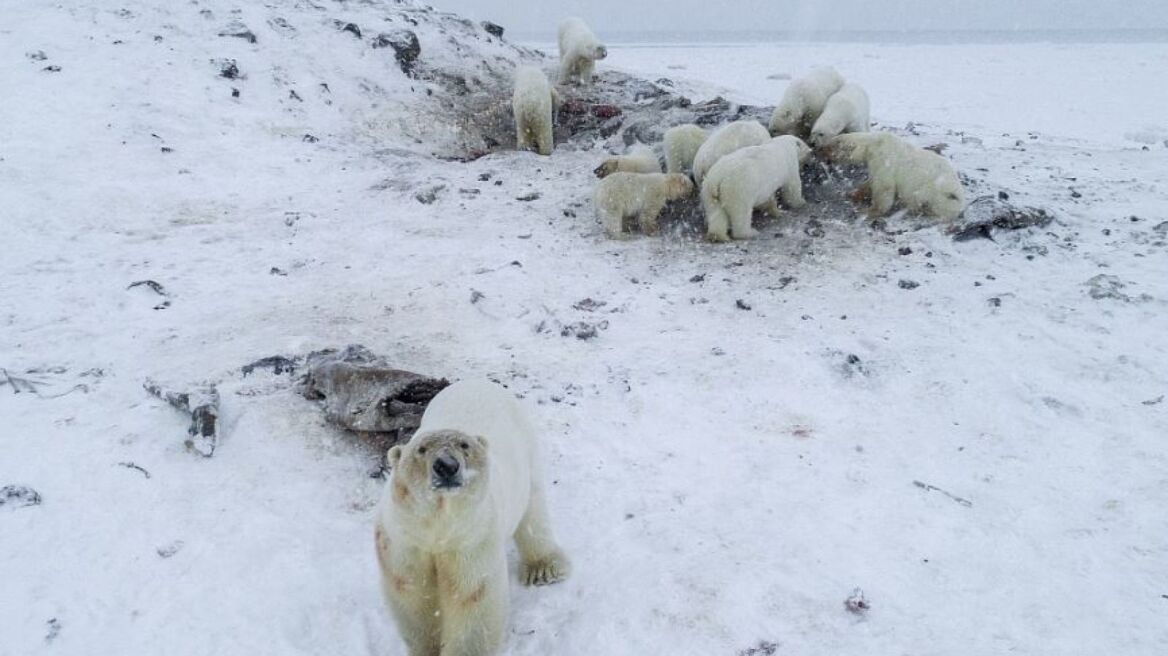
[2,1,1167,655]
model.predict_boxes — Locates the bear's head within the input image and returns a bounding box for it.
[386,430,489,517]
[593,159,620,178]
[664,173,695,199]
[592,44,608,60]
[769,107,800,137]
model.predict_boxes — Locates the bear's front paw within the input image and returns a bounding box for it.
[706,231,731,243]
[522,550,570,586]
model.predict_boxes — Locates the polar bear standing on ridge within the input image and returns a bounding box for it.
[822,132,966,221]
[701,135,811,242]
[691,120,771,185]
[512,65,557,155]
[768,66,845,139]
[809,82,870,147]
[375,380,570,656]
[558,17,607,85]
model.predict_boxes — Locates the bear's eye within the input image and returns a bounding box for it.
[459,441,470,450]
[417,446,427,455]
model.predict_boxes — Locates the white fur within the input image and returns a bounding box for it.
[809,82,870,147]
[557,18,607,85]
[512,65,556,156]
[663,124,709,176]
[768,66,845,138]
[594,172,694,238]
[826,132,966,221]
[701,135,812,242]
[690,120,771,185]
[594,143,662,178]
[376,380,568,656]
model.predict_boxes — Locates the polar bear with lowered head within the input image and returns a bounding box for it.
[512,66,558,156]
[375,380,570,656]
[594,143,661,178]
[595,172,694,238]
[663,124,709,177]
[558,17,607,85]
[701,135,812,242]
[768,66,845,139]
[691,119,771,185]
[809,82,870,147]
[821,132,965,221]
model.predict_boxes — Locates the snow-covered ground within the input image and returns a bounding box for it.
[2,2,1167,655]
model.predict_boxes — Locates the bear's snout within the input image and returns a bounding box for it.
[431,452,462,488]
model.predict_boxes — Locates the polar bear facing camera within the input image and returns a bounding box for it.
[768,66,845,138]
[663,124,709,177]
[691,120,771,185]
[512,66,557,155]
[822,132,966,221]
[595,172,694,238]
[809,82,870,147]
[375,380,570,656]
[558,17,607,85]
[594,143,662,178]
[701,136,812,242]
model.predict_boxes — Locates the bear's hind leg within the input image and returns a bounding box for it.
[515,484,571,586]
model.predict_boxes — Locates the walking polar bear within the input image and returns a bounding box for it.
[768,66,845,139]
[691,120,771,185]
[375,380,570,656]
[512,66,558,155]
[594,143,661,178]
[809,82,870,147]
[663,124,709,176]
[701,136,812,242]
[595,172,694,238]
[822,132,966,221]
[558,17,607,85]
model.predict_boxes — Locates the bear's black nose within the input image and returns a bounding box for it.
[432,453,460,480]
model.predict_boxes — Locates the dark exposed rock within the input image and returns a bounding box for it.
[415,184,446,204]
[481,21,504,38]
[375,30,421,77]
[336,21,362,38]
[1,485,42,510]
[218,59,241,79]
[127,279,171,310]
[898,279,920,290]
[218,21,257,43]
[143,380,220,457]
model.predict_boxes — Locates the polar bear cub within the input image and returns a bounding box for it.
[663,124,709,177]
[809,83,870,147]
[594,143,662,178]
[823,132,966,221]
[701,136,812,242]
[558,17,607,85]
[595,172,694,238]
[691,120,771,185]
[768,66,845,138]
[375,380,569,656]
[512,66,557,156]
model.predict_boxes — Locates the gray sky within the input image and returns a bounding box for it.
[433,0,1168,35]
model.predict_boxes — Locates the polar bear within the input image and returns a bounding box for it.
[701,135,812,242]
[691,120,771,185]
[595,172,694,238]
[809,82,870,147]
[375,380,569,656]
[768,66,845,139]
[663,124,709,177]
[558,17,607,85]
[821,132,965,221]
[594,143,661,178]
[512,66,558,155]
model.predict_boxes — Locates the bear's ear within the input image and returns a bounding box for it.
[472,435,489,451]
[386,445,404,468]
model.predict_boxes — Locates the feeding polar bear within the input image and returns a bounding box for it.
[512,65,557,156]
[822,132,966,221]
[768,66,845,139]
[663,124,709,177]
[809,82,870,147]
[595,172,694,238]
[375,380,570,656]
[558,17,607,85]
[701,135,812,242]
[594,143,662,178]
[691,120,771,185]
